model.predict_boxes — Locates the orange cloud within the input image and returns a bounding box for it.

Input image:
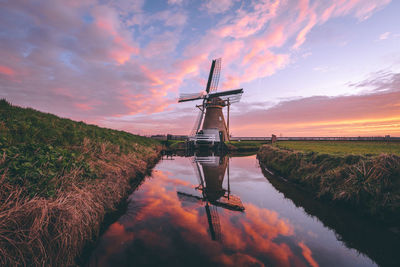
[298,242,319,267]
[229,81,400,136]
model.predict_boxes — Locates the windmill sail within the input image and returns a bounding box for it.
[206,58,221,93]
[178,92,205,102]
[190,109,204,136]
[208,88,243,104]
[208,88,243,98]
[205,204,222,241]
[209,58,221,93]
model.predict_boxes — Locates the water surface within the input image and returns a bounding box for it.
[88,154,398,267]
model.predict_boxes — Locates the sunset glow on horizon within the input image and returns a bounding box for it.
[1,0,400,136]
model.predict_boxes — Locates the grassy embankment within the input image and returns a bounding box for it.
[257,141,400,224]
[160,139,267,151]
[226,141,267,151]
[162,140,185,150]
[0,99,161,266]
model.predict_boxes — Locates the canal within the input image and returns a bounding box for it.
[87,153,399,267]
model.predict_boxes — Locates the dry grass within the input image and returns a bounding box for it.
[0,140,161,266]
[258,145,400,223]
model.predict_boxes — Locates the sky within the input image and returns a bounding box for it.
[0,0,399,137]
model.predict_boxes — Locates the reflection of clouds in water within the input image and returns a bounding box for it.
[229,157,266,184]
[232,175,267,183]
[158,157,197,177]
[299,242,319,267]
[89,168,319,267]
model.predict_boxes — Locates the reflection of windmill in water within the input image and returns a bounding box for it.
[178,58,244,146]
[177,155,245,241]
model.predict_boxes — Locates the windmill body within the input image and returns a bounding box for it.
[201,98,228,141]
[178,58,243,145]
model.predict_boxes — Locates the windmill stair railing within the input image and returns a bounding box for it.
[189,134,217,144]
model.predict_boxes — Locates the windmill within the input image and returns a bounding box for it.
[178,58,244,145]
[177,154,245,241]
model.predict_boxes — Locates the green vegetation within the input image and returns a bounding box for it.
[226,141,267,151]
[276,141,400,156]
[0,99,161,266]
[0,99,159,198]
[162,140,185,150]
[258,145,400,224]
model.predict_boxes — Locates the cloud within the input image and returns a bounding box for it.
[92,71,400,137]
[202,0,238,14]
[298,242,319,267]
[0,0,184,122]
[0,0,394,136]
[228,71,400,136]
[179,0,392,93]
[379,31,390,40]
[168,0,184,6]
[150,9,188,27]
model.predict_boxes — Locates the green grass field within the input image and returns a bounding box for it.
[276,141,400,155]
[226,141,268,151]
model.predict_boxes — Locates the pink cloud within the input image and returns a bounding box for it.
[89,168,319,266]
[75,102,94,111]
[91,5,139,64]
[178,0,391,96]
[0,65,15,76]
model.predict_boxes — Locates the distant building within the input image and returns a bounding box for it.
[151,134,188,141]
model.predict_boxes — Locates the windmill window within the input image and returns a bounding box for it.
[219,116,222,121]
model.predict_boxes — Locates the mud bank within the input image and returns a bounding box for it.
[257,145,400,225]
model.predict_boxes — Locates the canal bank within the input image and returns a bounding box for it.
[260,163,400,267]
[1,143,161,267]
[257,145,400,225]
[0,100,162,266]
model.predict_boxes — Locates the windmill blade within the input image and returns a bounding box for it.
[190,109,204,136]
[206,58,221,93]
[209,58,221,93]
[177,191,204,204]
[214,194,245,212]
[178,92,205,102]
[191,159,205,187]
[218,93,243,104]
[208,88,243,98]
[205,203,222,241]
